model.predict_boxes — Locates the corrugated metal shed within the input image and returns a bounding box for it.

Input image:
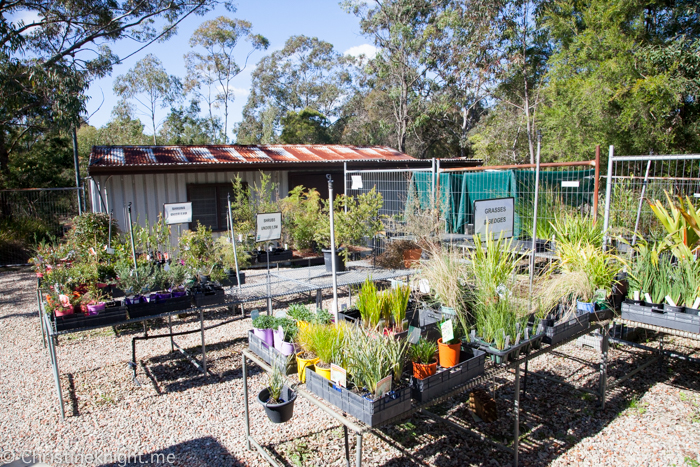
[89,144,415,169]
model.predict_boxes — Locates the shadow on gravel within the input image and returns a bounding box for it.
[0,311,37,320]
[97,436,245,467]
[371,343,690,467]
[140,336,264,394]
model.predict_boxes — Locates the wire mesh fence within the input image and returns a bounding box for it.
[602,153,700,244]
[345,160,600,257]
[0,187,82,266]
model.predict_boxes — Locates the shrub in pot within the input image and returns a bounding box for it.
[252,315,277,347]
[410,338,437,379]
[258,361,297,424]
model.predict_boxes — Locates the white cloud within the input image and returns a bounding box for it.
[215,84,249,98]
[344,44,379,59]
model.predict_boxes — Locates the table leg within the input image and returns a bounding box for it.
[168,315,174,352]
[599,323,609,409]
[513,363,520,467]
[344,425,350,467]
[200,307,206,374]
[243,354,251,451]
[47,329,65,419]
[355,433,362,467]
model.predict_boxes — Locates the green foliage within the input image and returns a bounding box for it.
[278,317,298,342]
[279,186,322,251]
[551,214,603,248]
[280,108,333,144]
[313,188,383,254]
[296,323,346,366]
[252,315,278,329]
[266,361,285,403]
[113,54,183,145]
[344,326,409,393]
[287,303,314,322]
[229,172,280,242]
[389,285,411,332]
[158,100,220,145]
[357,278,382,330]
[409,338,437,365]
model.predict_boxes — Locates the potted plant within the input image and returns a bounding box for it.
[314,188,383,272]
[81,285,106,316]
[287,303,314,326]
[273,318,298,357]
[356,278,382,330]
[409,338,438,379]
[437,318,461,368]
[295,321,320,383]
[257,362,297,424]
[252,315,277,347]
[388,284,410,333]
[297,323,345,381]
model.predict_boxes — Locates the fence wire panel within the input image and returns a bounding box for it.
[0,187,81,266]
[438,164,597,240]
[604,154,700,242]
[345,168,435,255]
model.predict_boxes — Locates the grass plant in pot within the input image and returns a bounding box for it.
[295,322,320,383]
[253,315,277,347]
[357,278,382,330]
[258,361,297,424]
[409,338,437,379]
[297,323,346,380]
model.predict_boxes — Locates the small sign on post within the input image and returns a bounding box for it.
[473,197,514,239]
[256,212,282,242]
[163,202,192,225]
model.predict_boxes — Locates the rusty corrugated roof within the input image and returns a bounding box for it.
[89,145,415,168]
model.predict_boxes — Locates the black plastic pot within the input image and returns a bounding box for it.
[684,307,699,316]
[257,385,297,423]
[322,248,346,272]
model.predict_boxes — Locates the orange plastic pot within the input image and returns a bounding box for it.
[403,248,422,268]
[412,359,437,380]
[437,338,461,368]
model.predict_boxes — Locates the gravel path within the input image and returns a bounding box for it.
[0,269,698,467]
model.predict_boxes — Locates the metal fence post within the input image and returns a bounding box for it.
[602,146,614,251]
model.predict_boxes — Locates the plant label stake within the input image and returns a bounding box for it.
[127,202,138,279]
[408,326,421,344]
[227,194,242,292]
[251,309,260,321]
[375,374,392,399]
[441,319,454,343]
[645,293,653,304]
[330,364,347,388]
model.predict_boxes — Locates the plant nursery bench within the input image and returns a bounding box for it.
[242,322,609,467]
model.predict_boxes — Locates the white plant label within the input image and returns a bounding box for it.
[163,202,192,225]
[440,319,454,343]
[256,212,282,242]
[633,291,640,301]
[693,297,700,309]
[419,279,430,294]
[375,374,392,398]
[351,175,363,189]
[644,293,652,303]
[407,326,421,344]
[665,295,676,307]
[561,180,580,188]
[331,364,347,388]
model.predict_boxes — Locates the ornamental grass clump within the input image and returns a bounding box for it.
[296,323,346,368]
[344,327,409,395]
[266,361,285,404]
[357,278,382,329]
[409,338,437,365]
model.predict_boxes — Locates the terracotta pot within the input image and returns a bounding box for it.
[437,338,461,368]
[403,248,422,268]
[412,358,438,380]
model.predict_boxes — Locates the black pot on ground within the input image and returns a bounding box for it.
[257,385,297,423]
[322,248,346,272]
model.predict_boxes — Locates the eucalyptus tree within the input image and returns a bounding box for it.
[185,17,268,142]
[344,0,437,153]
[113,55,182,145]
[235,35,354,143]
[0,0,233,186]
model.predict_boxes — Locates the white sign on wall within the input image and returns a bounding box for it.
[163,202,192,225]
[473,197,514,239]
[256,212,282,242]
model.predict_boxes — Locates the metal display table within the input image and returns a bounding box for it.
[242,323,607,467]
[38,263,415,420]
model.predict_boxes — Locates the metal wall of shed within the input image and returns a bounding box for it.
[89,170,289,241]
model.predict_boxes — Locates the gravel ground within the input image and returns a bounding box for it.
[0,269,699,467]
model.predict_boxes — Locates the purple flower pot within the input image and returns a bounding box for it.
[253,327,274,346]
[86,302,105,316]
[273,327,297,356]
[155,292,172,302]
[125,295,147,305]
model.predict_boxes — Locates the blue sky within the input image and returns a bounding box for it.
[84,1,377,140]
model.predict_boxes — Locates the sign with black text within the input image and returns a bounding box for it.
[256,212,282,242]
[163,202,192,225]
[473,197,514,239]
